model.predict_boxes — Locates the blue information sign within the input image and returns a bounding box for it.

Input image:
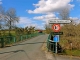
[53,35,59,42]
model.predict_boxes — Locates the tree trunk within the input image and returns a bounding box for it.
[9,18,11,36]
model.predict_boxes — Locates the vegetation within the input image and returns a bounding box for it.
[0,5,39,47]
[44,24,52,34]
[59,24,80,56]
[0,5,36,36]
[0,5,19,36]
[64,50,80,56]
[45,7,80,56]
[58,8,80,56]
[0,26,40,47]
[6,8,19,36]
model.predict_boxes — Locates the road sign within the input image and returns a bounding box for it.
[53,32,63,35]
[53,35,59,42]
[53,35,59,53]
[49,20,71,24]
[52,24,60,32]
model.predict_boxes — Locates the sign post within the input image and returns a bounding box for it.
[53,35,59,53]
[49,20,71,54]
[52,24,60,53]
[56,42,57,53]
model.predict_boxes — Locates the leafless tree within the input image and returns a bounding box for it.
[6,8,19,36]
[59,7,70,20]
[44,23,52,34]
[0,5,6,36]
[0,5,5,30]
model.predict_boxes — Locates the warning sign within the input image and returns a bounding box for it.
[52,24,60,32]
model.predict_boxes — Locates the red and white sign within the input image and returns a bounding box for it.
[52,24,60,32]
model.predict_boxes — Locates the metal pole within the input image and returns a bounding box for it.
[14,37,16,43]
[56,42,57,53]
[53,42,54,52]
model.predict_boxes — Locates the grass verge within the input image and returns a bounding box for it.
[64,50,80,57]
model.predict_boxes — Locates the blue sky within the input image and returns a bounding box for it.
[1,0,80,29]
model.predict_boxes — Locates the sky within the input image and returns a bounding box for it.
[0,0,80,29]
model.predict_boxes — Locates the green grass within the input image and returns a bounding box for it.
[59,39,80,57]
[64,50,80,56]
[0,30,15,36]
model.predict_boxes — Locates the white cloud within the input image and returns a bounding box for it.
[19,17,30,24]
[33,16,44,20]
[69,17,79,20]
[33,13,56,20]
[28,0,74,14]
[17,17,34,27]
[0,0,2,4]
[0,2,2,4]
[27,0,75,29]
[75,20,80,24]
[42,22,46,25]
[69,17,80,24]
[17,17,45,29]
[33,13,59,24]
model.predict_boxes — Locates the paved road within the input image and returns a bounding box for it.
[0,34,80,60]
[0,35,48,60]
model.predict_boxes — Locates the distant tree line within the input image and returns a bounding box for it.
[15,26,35,36]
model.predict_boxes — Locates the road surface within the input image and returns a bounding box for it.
[0,34,80,60]
[0,35,48,60]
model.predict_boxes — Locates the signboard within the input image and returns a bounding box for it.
[49,20,71,24]
[53,35,59,42]
[53,32,63,35]
[52,24,60,32]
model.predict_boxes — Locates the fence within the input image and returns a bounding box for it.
[0,33,44,48]
[47,33,63,53]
